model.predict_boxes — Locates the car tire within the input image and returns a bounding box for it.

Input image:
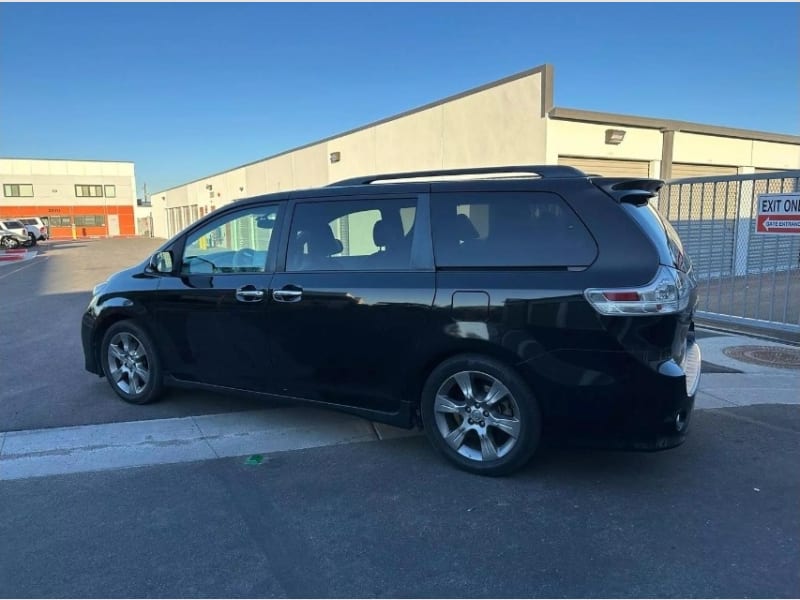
[420,354,541,476]
[100,320,164,405]
[28,233,37,246]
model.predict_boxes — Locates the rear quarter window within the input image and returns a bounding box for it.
[430,191,597,268]
[623,203,691,272]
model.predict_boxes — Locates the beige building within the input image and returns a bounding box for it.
[151,64,800,239]
[0,158,144,238]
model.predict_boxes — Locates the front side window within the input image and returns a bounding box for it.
[287,198,417,272]
[3,184,34,197]
[430,192,597,268]
[181,205,279,275]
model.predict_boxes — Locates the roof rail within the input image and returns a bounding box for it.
[327,165,586,187]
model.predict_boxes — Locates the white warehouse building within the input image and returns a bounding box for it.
[150,63,800,239]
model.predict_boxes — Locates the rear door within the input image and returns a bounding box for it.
[269,193,435,415]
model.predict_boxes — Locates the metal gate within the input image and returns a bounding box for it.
[658,170,800,339]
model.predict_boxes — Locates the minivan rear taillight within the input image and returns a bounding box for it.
[585,266,693,316]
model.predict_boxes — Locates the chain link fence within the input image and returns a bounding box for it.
[657,170,800,340]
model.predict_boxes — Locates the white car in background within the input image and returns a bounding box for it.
[0,223,31,249]
[1,220,31,243]
[17,217,49,242]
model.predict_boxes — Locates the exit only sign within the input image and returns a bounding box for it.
[756,193,800,234]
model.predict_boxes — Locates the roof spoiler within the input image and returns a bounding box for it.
[591,177,664,206]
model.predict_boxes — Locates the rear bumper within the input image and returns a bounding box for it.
[519,338,701,450]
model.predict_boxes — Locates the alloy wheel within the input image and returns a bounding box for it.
[107,331,151,396]
[433,370,522,462]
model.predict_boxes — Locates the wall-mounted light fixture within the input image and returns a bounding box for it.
[605,129,626,145]
[330,151,341,164]
[239,186,244,192]
[205,184,213,191]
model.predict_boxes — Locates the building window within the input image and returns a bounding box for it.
[3,184,34,197]
[74,215,106,227]
[104,185,116,198]
[75,185,104,198]
[49,216,72,226]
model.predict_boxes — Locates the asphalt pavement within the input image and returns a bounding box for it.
[2,403,799,599]
[0,239,282,432]
[1,238,799,598]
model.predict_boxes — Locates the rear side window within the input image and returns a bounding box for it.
[287,198,417,271]
[430,192,597,268]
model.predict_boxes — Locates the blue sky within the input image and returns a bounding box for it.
[1,3,798,196]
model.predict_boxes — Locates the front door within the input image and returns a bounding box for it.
[269,194,435,415]
[153,203,284,393]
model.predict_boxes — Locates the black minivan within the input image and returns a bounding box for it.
[82,166,700,475]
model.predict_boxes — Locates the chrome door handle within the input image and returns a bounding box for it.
[273,289,302,302]
[235,287,265,302]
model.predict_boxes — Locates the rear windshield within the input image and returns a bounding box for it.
[623,202,690,272]
[3,221,24,228]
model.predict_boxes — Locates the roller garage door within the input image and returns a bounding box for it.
[557,156,651,178]
[670,163,737,179]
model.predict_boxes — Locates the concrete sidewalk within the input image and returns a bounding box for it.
[0,407,416,481]
[696,331,800,409]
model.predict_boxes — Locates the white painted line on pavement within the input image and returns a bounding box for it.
[0,254,48,278]
[0,407,379,481]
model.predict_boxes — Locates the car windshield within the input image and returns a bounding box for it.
[4,221,24,228]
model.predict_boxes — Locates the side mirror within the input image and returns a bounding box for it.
[148,250,174,274]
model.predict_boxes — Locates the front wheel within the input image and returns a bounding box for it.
[420,355,541,476]
[100,321,164,404]
[28,233,37,246]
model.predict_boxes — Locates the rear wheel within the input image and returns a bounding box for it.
[100,321,164,405]
[28,232,37,246]
[421,355,541,476]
